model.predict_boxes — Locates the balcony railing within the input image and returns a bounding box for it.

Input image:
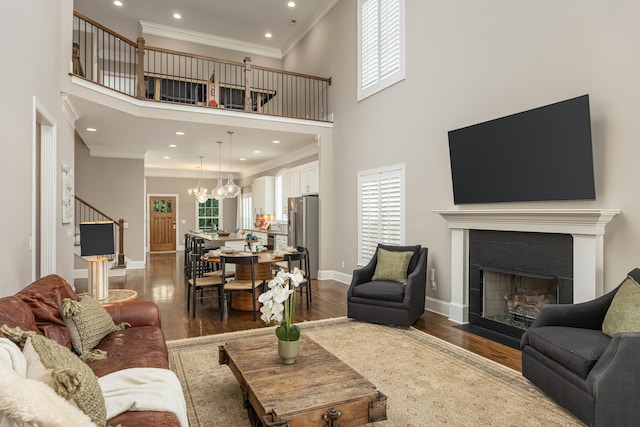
[71,11,332,122]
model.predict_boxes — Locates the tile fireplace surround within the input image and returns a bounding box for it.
[435,209,620,324]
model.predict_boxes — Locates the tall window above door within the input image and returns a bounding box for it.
[197,197,222,231]
[357,164,405,266]
[357,0,405,101]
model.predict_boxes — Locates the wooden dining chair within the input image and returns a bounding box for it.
[284,247,312,308]
[186,252,224,319]
[184,233,193,280]
[221,255,260,321]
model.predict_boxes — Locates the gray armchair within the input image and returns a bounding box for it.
[347,244,428,327]
[521,268,640,426]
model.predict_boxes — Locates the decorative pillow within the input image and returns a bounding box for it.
[62,296,128,361]
[371,247,414,284]
[0,361,94,427]
[602,276,640,337]
[23,337,54,388]
[0,325,106,426]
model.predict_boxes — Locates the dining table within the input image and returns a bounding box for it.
[203,250,285,311]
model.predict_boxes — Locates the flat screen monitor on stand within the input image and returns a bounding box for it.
[80,221,115,300]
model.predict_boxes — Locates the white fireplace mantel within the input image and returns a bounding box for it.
[434,208,620,324]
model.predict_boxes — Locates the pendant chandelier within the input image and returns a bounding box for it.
[223,131,241,198]
[187,156,209,203]
[211,141,226,200]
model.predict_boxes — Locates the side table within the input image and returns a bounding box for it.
[78,289,138,303]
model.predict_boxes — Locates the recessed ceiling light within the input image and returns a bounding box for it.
[272,140,280,144]
[169,144,177,148]
[173,12,182,19]
[240,158,246,161]
[265,33,272,38]
[163,156,170,160]
[113,0,123,6]
[86,127,96,132]
[254,150,261,154]
[288,1,296,7]
[175,131,184,135]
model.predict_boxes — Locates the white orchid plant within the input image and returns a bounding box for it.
[258,267,304,341]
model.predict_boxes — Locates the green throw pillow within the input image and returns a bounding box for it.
[602,275,640,337]
[0,325,106,426]
[371,248,414,284]
[62,296,128,362]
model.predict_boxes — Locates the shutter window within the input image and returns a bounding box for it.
[358,0,405,101]
[275,174,283,221]
[358,165,405,266]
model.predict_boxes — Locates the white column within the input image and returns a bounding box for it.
[448,228,468,323]
[572,234,605,303]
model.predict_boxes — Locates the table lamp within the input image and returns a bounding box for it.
[80,221,115,300]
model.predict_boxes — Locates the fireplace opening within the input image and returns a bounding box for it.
[460,230,573,348]
[482,268,558,330]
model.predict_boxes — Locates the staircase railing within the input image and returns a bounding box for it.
[75,196,126,268]
[71,11,332,122]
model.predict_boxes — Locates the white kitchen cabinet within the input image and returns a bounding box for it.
[299,161,318,195]
[275,235,288,251]
[252,176,275,216]
[252,231,269,248]
[225,240,246,252]
[281,169,299,213]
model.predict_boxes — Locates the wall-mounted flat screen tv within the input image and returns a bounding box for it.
[448,95,595,204]
[80,221,115,256]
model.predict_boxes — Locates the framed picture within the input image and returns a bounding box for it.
[62,164,74,224]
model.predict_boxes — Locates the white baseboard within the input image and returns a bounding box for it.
[425,296,452,320]
[126,260,146,269]
[318,269,351,284]
[73,257,145,279]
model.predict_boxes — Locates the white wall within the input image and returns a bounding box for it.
[284,0,640,309]
[0,0,76,296]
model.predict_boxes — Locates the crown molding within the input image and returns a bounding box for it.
[140,21,283,59]
[144,144,317,179]
[89,146,146,160]
[282,0,340,57]
[240,143,318,178]
[144,168,226,179]
[61,94,80,127]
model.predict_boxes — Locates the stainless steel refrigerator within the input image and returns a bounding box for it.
[288,195,319,279]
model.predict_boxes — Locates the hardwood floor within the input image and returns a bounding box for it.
[74,252,522,372]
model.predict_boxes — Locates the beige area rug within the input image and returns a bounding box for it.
[167,317,584,427]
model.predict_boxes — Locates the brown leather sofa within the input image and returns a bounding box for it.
[0,274,180,426]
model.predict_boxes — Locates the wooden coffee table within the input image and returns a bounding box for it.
[219,334,387,427]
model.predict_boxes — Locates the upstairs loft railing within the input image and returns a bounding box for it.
[75,195,126,269]
[71,11,332,122]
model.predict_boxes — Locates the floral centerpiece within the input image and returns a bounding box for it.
[259,268,303,340]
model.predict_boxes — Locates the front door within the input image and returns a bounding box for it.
[150,196,176,251]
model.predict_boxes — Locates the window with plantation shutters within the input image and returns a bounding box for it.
[357,164,405,266]
[357,0,405,101]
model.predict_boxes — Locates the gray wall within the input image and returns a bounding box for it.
[284,0,640,306]
[145,176,238,246]
[75,136,146,264]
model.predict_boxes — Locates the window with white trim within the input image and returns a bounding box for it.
[242,192,253,230]
[357,0,405,101]
[197,197,222,231]
[357,164,405,266]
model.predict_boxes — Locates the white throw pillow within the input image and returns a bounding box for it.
[0,351,94,427]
